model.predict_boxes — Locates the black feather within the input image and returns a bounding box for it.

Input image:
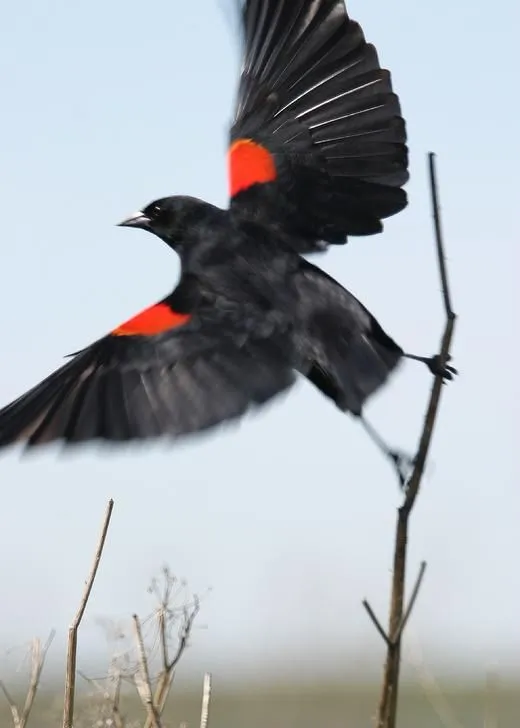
[293,259,403,414]
[230,0,409,250]
[0,307,295,450]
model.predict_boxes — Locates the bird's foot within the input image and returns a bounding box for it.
[424,354,458,381]
[358,415,415,489]
[388,449,416,490]
[404,353,458,382]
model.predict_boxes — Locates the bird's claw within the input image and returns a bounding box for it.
[425,354,458,381]
[389,450,415,490]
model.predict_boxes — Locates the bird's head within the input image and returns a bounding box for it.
[118,195,192,243]
[117,195,224,256]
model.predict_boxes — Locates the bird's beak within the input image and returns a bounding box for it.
[117,211,151,229]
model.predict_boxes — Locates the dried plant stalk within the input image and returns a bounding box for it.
[363,153,457,728]
[62,498,115,728]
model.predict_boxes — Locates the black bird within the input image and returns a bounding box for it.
[0,0,455,481]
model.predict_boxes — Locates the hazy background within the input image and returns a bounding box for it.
[0,0,518,690]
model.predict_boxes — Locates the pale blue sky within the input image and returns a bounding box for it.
[0,0,518,684]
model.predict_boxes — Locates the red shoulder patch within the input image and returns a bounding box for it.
[112,303,191,337]
[228,139,277,198]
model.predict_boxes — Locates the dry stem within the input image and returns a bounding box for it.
[78,668,125,728]
[199,672,212,728]
[80,567,200,728]
[62,497,115,728]
[365,153,457,728]
[141,575,200,728]
[0,631,55,728]
[133,614,163,728]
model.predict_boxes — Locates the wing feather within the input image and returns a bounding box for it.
[229,0,409,251]
[0,303,294,452]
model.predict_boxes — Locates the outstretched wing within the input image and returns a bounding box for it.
[228,0,408,252]
[0,295,295,451]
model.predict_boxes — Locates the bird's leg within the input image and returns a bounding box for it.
[357,415,415,489]
[403,352,458,381]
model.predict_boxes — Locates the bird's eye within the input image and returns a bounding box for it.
[151,204,162,218]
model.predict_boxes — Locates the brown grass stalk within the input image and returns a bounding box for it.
[0,631,55,728]
[62,498,115,728]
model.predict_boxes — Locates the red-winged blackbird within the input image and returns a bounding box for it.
[0,0,455,481]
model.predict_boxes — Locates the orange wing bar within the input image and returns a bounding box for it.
[228,139,277,197]
[112,303,191,337]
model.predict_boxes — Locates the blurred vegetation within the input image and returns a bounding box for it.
[0,678,518,728]
[1,534,516,728]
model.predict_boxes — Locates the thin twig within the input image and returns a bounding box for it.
[402,318,455,517]
[112,671,125,728]
[364,563,427,654]
[373,153,457,728]
[199,672,212,728]
[362,600,391,647]
[391,561,427,643]
[21,631,55,726]
[146,670,175,728]
[142,607,171,727]
[133,614,163,728]
[167,600,200,672]
[62,498,115,728]
[159,608,169,671]
[79,668,125,728]
[143,598,201,728]
[77,670,107,697]
[0,630,55,728]
[0,681,22,728]
[429,152,454,317]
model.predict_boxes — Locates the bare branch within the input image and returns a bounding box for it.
[146,670,175,728]
[159,608,169,671]
[111,670,125,728]
[374,153,457,728]
[21,631,55,726]
[362,600,391,647]
[62,498,115,728]
[199,672,212,728]
[79,667,125,728]
[78,669,106,696]
[391,561,427,644]
[133,614,163,728]
[429,152,454,318]
[0,680,21,728]
[143,595,201,728]
[401,317,455,518]
[0,630,55,728]
[365,563,427,651]
[167,598,200,672]
[78,566,201,728]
